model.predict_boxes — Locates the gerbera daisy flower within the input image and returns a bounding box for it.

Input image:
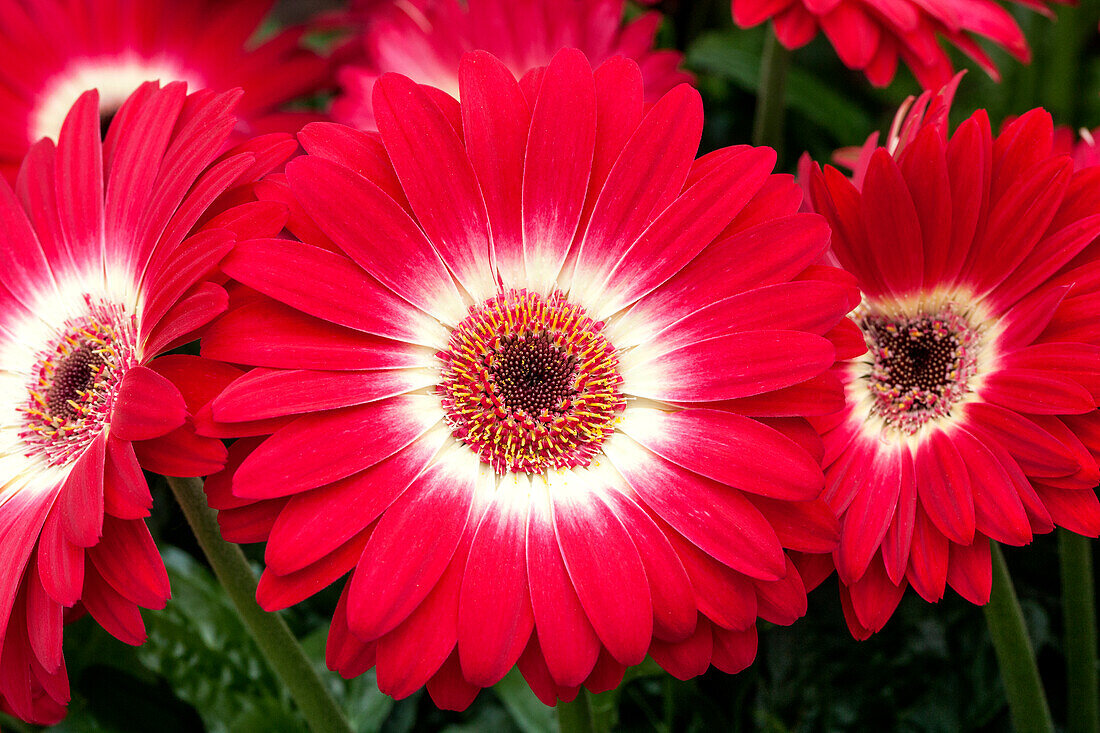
[201,49,855,708]
[805,93,1100,639]
[0,81,291,724]
[0,0,330,181]
[331,0,691,129]
[731,0,1066,88]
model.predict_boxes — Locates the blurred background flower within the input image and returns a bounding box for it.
[730,0,1067,88]
[330,0,693,128]
[0,0,331,182]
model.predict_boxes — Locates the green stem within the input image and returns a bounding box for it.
[588,688,618,732]
[166,476,352,733]
[556,688,617,733]
[1060,530,1099,733]
[983,543,1055,733]
[751,26,791,161]
[663,675,674,732]
[1043,3,1083,125]
[557,691,594,733]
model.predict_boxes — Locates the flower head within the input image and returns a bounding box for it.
[0,0,330,181]
[806,95,1100,639]
[0,81,288,724]
[203,49,855,707]
[332,0,691,129]
[732,0,1066,88]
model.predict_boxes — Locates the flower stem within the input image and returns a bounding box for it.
[557,688,617,733]
[983,543,1055,733]
[589,688,618,732]
[1060,530,1099,733]
[751,26,791,161]
[166,476,352,733]
[557,691,594,733]
[1043,3,1084,125]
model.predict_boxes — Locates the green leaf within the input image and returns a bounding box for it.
[47,617,202,733]
[439,705,514,733]
[301,625,394,733]
[135,548,303,733]
[227,699,306,733]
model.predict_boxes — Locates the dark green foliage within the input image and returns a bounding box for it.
[19,537,1069,733]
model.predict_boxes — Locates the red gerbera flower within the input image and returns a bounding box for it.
[805,93,1100,639]
[332,0,691,129]
[201,49,855,708]
[731,0,1065,88]
[0,81,289,724]
[0,0,330,181]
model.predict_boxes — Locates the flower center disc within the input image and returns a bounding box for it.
[44,343,108,421]
[859,305,980,435]
[18,300,138,466]
[438,289,626,475]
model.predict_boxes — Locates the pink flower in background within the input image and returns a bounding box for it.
[0,0,330,181]
[731,0,1066,88]
[805,93,1100,639]
[202,49,854,708]
[332,0,692,129]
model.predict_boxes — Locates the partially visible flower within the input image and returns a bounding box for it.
[731,0,1065,88]
[993,116,1100,173]
[827,72,963,188]
[805,94,1100,639]
[0,0,330,181]
[1056,126,1100,170]
[823,75,1100,192]
[202,49,853,708]
[0,82,289,724]
[332,0,691,129]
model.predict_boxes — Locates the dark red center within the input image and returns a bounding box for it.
[44,342,105,421]
[857,305,982,434]
[863,317,960,411]
[491,332,579,415]
[437,289,625,475]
